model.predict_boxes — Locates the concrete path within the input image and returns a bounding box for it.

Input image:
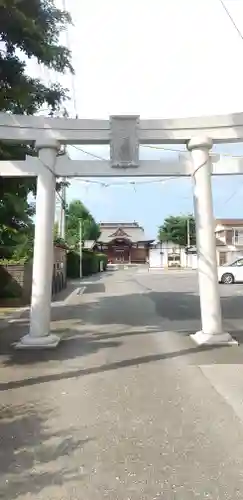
[1,269,243,499]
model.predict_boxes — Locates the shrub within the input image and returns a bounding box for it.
[66,250,108,278]
[82,249,98,276]
[66,251,80,278]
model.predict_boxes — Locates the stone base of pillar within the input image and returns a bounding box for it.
[191,330,238,346]
[14,333,60,350]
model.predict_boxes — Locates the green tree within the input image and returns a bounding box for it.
[158,214,196,247]
[66,200,100,249]
[0,195,35,259]
[53,221,59,239]
[0,0,73,259]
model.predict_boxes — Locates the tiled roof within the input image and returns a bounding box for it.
[215,218,243,226]
[83,240,95,249]
[98,222,153,243]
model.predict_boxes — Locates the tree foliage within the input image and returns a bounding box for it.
[0,194,35,259]
[158,215,196,247]
[0,0,73,259]
[65,200,100,249]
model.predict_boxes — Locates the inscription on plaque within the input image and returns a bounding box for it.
[110,115,139,168]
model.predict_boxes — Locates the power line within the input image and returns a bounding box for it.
[72,177,177,187]
[218,0,243,43]
[140,144,243,159]
[70,144,108,161]
[141,145,187,154]
[220,178,243,205]
[71,143,243,161]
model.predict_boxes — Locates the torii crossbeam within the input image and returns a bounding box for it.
[0,112,241,349]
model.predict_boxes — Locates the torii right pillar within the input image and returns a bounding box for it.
[187,136,236,345]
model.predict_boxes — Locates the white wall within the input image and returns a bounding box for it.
[149,243,243,270]
[149,248,163,268]
[187,253,198,269]
[149,241,197,268]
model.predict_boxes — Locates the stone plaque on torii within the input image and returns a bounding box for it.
[0,111,242,349]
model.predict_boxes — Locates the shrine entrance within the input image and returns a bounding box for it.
[112,240,130,263]
[1,112,242,349]
[96,222,152,264]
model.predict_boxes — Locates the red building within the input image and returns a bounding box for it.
[95,222,154,264]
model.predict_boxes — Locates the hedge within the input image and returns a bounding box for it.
[67,250,107,278]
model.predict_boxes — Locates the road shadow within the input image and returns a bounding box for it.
[0,402,91,499]
[0,288,243,368]
[0,343,230,393]
[0,321,122,364]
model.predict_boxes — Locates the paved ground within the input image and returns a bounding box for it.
[1,269,243,499]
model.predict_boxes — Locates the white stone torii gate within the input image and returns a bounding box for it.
[1,112,243,349]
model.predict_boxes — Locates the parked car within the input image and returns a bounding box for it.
[218,257,243,284]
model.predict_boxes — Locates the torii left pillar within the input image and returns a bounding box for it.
[16,138,60,348]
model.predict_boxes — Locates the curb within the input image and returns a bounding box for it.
[0,307,29,331]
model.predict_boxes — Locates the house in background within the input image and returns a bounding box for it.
[215,219,243,265]
[149,219,243,269]
[93,222,154,264]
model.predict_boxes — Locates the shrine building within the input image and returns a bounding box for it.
[94,222,154,264]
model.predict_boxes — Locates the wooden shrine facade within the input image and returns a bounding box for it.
[95,222,154,264]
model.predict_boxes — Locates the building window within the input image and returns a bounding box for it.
[233,229,243,245]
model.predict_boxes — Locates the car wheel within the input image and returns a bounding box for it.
[221,272,234,284]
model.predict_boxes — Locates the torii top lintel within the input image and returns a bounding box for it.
[0,112,243,145]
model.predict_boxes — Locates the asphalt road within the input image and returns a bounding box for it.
[1,268,243,499]
[135,268,243,339]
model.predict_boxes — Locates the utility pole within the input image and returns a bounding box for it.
[59,177,67,239]
[79,219,83,279]
[58,140,68,240]
[186,217,191,268]
[187,216,191,248]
